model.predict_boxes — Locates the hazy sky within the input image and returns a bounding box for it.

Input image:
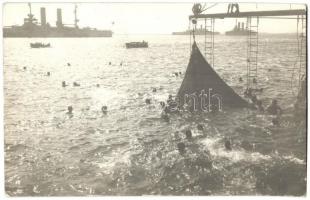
[3,2,306,34]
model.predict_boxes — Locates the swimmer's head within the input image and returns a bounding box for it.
[185,129,192,140]
[101,106,108,114]
[177,142,186,154]
[272,99,278,105]
[225,139,232,151]
[68,106,73,113]
[197,124,204,131]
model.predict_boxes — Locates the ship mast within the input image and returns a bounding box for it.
[25,3,36,24]
[28,3,32,15]
[74,4,79,28]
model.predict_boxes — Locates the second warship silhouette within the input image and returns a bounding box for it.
[3,3,113,38]
[225,22,256,36]
[172,25,220,35]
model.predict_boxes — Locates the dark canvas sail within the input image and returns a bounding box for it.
[177,42,248,111]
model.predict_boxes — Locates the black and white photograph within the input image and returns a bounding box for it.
[2,1,308,196]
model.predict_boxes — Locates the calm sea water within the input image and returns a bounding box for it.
[4,34,306,196]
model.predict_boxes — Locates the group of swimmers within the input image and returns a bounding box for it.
[239,77,260,86]
[63,62,109,116]
[245,88,282,114]
[160,94,179,122]
[245,87,283,126]
[176,124,234,155]
[176,127,198,154]
[62,81,82,87]
[173,71,182,77]
[66,105,108,116]
[108,61,123,66]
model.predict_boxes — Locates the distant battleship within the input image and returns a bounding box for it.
[225,22,256,36]
[172,25,220,35]
[3,3,113,38]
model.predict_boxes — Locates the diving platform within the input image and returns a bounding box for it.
[189,9,307,19]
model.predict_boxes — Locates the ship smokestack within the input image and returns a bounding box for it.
[238,22,240,30]
[242,22,244,30]
[40,7,46,26]
[56,8,63,27]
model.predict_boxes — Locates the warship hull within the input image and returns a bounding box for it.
[225,30,256,36]
[172,30,220,35]
[3,26,113,38]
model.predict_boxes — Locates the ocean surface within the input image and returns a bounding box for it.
[4,34,307,196]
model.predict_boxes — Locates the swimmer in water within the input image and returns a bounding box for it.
[167,95,173,105]
[62,81,67,87]
[272,117,280,126]
[251,94,258,104]
[255,88,263,93]
[101,106,108,115]
[241,140,253,151]
[225,139,232,151]
[159,101,165,108]
[145,98,151,104]
[156,151,162,159]
[177,142,186,154]
[266,99,282,115]
[210,103,219,114]
[244,88,253,98]
[73,82,80,87]
[161,111,170,122]
[256,100,264,112]
[185,129,192,140]
[67,106,73,115]
[197,124,204,131]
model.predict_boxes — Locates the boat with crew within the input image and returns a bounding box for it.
[125,41,148,49]
[30,42,51,48]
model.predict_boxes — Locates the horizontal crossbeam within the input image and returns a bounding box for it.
[189,9,307,19]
